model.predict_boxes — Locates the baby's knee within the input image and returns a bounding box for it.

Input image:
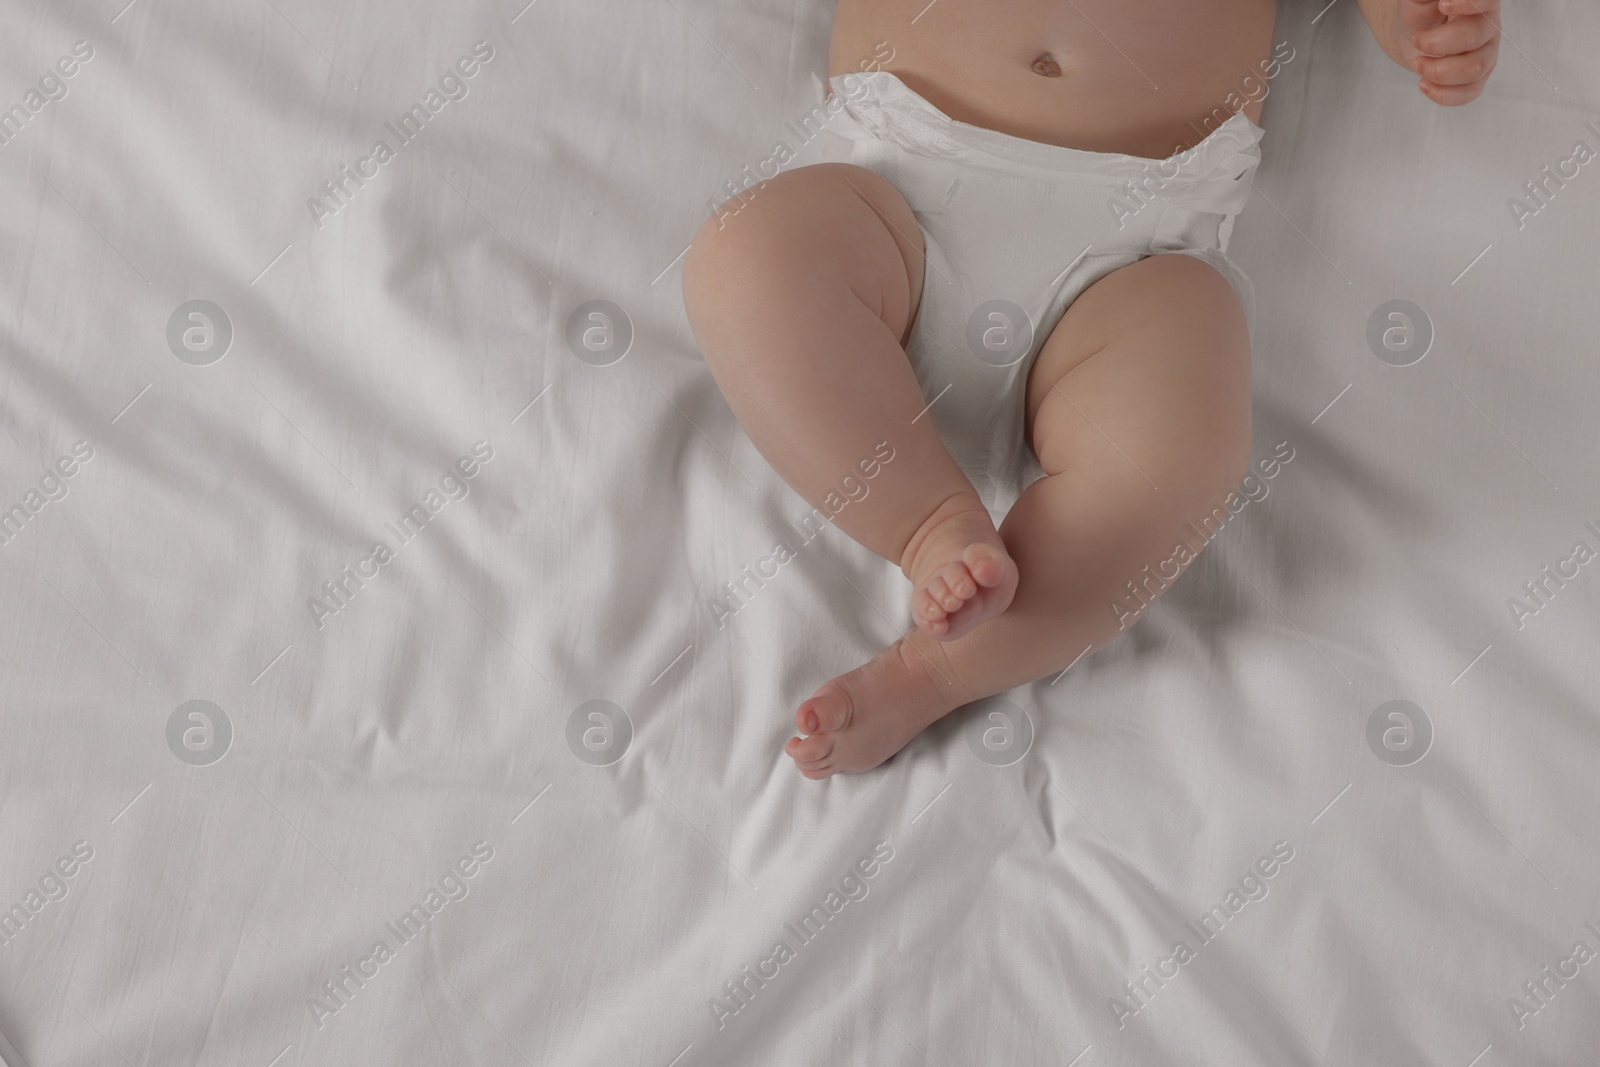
[683,167,817,297]
[683,162,908,310]
[1185,425,1255,536]
[693,162,835,244]
[1219,420,1254,491]
[682,196,769,316]
[691,162,899,253]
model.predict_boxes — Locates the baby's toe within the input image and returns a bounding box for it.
[930,580,962,615]
[915,605,951,637]
[943,564,977,600]
[786,732,835,765]
[796,683,853,735]
[963,543,1011,588]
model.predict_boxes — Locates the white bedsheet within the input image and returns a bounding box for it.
[1,1,1596,1064]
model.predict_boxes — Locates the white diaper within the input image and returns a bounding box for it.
[807,71,1264,514]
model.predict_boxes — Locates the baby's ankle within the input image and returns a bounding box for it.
[898,491,997,579]
[895,631,977,711]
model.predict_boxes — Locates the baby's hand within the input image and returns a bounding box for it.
[1396,0,1501,105]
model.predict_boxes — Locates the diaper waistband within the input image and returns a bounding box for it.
[825,72,1263,218]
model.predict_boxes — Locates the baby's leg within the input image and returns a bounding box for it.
[683,163,1017,641]
[788,255,1252,777]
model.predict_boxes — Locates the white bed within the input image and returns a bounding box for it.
[1,0,1597,1064]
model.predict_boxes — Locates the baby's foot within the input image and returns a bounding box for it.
[785,638,966,778]
[900,494,1018,642]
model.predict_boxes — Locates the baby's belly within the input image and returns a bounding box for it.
[828,0,1279,158]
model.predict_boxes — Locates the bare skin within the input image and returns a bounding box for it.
[682,0,1500,778]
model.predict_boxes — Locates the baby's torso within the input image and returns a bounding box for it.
[829,0,1279,158]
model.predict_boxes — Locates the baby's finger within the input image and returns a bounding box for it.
[1415,40,1498,87]
[1414,13,1497,57]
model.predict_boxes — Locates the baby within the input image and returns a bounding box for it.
[682,0,1500,778]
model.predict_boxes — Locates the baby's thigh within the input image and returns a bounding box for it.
[683,162,924,342]
[1022,253,1253,504]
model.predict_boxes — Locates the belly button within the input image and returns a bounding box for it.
[1030,53,1062,78]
